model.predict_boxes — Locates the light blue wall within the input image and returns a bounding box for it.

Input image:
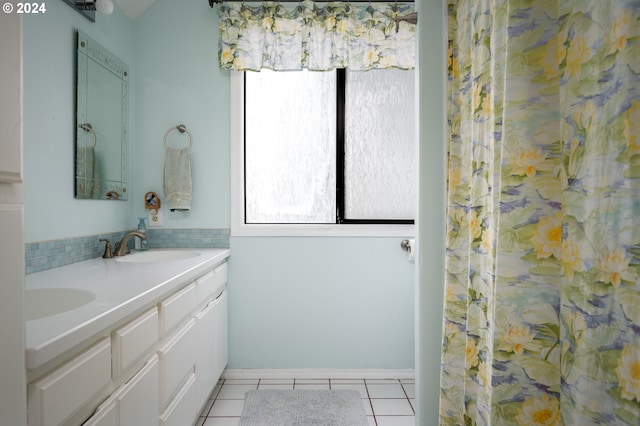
[228,237,415,369]
[23,1,134,242]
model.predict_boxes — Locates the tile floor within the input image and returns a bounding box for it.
[195,377,415,425]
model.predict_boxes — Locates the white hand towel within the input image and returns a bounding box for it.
[164,146,192,211]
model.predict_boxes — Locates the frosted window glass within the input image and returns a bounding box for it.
[245,70,337,223]
[344,69,416,220]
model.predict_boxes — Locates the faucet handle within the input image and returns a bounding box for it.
[114,240,130,256]
[100,238,113,259]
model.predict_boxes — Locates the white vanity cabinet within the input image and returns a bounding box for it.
[27,254,229,426]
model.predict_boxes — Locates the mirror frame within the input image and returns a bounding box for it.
[75,31,129,200]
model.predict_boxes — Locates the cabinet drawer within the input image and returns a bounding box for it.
[159,373,197,426]
[158,319,196,409]
[196,263,227,305]
[28,338,111,426]
[194,300,217,412]
[159,283,196,336]
[112,307,158,377]
[117,355,159,426]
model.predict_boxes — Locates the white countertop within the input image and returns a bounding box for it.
[25,248,230,370]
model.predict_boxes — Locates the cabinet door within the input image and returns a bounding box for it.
[194,300,217,412]
[214,291,228,379]
[159,373,197,426]
[158,319,196,410]
[117,355,159,426]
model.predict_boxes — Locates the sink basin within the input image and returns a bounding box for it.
[115,250,200,263]
[25,288,95,321]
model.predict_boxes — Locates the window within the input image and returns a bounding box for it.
[231,69,416,236]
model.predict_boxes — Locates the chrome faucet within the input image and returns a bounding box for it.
[113,231,147,256]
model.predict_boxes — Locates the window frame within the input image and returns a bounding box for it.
[230,71,416,237]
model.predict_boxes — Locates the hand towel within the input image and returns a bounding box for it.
[163,146,192,211]
[76,146,101,198]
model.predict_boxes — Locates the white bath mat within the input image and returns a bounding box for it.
[239,389,368,426]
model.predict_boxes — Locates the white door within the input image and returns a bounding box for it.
[0,9,27,426]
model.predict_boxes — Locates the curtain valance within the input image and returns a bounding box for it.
[218,1,416,71]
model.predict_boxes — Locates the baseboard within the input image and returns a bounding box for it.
[222,368,415,380]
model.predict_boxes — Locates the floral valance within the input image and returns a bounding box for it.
[218,1,416,71]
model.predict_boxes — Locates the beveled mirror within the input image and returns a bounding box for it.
[75,30,129,200]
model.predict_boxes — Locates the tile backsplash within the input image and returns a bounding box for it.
[25,228,230,274]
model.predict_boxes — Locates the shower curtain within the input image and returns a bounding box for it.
[441,0,640,425]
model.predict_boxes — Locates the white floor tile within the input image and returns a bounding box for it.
[223,379,259,385]
[217,384,257,399]
[294,383,330,390]
[259,379,294,385]
[402,383,416,398]
[376,415,416,426]
[295,379,330,384]
[331,379,365,384]
[203,417,240,426]
[371,398,414,416]
[365,379,401,384]
[367,383,406,399]
[209,399,245,417]
[257,383,294,390]
[201,374,415,425]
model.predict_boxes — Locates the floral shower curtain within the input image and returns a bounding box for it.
[441,0,640,425]
[217,1,416,71]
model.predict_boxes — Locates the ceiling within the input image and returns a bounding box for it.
[113,0,156,20]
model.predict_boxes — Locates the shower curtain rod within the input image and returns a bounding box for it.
[209,0,413,4]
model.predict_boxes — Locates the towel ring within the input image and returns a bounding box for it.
[163,124,193,149]
[79,123,97,148]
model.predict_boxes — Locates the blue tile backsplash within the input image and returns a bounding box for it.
[25,228,230,274]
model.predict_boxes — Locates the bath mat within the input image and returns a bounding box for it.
[239,389,368,426]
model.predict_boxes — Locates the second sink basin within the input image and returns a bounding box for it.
[25,288,95,321]
[115,250,200,263]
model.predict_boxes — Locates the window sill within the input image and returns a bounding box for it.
[230,223,415,238]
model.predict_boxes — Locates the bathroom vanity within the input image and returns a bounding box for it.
[24,248,230,426]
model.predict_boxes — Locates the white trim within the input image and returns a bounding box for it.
[230,71,416,238]
[230,71,246,236]
[222,369,415,380]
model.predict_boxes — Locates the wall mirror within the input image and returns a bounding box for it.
[75,30,129,200]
